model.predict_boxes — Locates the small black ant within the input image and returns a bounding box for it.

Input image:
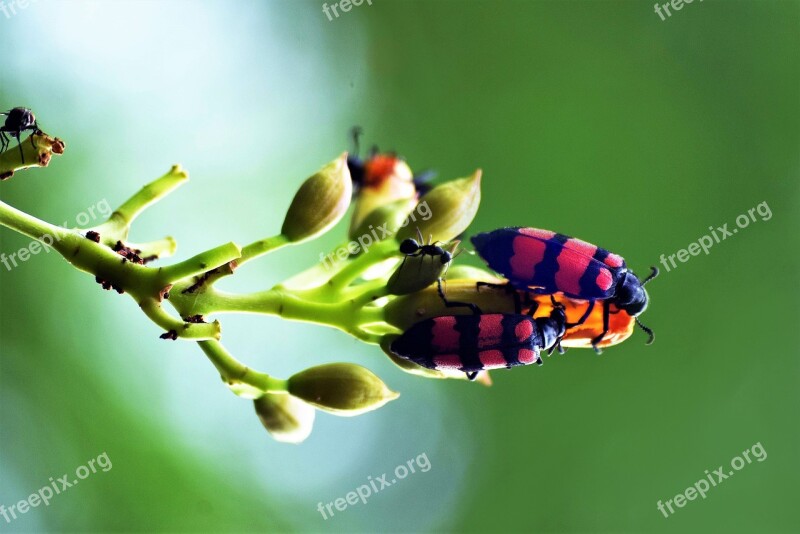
[1,107,40,164]
[399,228,452,265]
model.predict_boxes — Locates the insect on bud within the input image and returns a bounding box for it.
[350,159,416,231]
[396,170,481,244]
[253,393,316,444]
[287,363,399,416]
[281,153,352,243]
[386,241,458,295]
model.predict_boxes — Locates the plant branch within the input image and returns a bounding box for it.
[159,242,242,285]
[0,132,65,180]
[93,165,188,240]
[197,340,288,393]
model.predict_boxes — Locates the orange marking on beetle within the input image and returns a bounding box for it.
[596,269,614,292]
[514,318,534,342]
[478,350,507,368]
[518,228,556,240]
[564,237,598,260]
[604,253,625,269]
[364,155,400,186]
[510,237,546,282]
[555,249,592,296]
[430,316,459,351]
[477,315,504,348]
[517,348,538,364]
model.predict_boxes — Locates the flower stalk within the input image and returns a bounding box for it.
[0,128,634,443]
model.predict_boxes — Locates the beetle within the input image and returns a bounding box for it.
[346,126,435,194]
[389,281,566,380]
[1,107,39,164]
[388,230,456,296]
[471,227,657,351]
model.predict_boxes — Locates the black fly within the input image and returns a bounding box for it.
[1,107,39,164]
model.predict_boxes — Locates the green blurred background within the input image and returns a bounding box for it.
[1,0,798,532]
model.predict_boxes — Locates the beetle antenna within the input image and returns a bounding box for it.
[635,317,655,345]
[641,266,659,286]
[349,126,363,158]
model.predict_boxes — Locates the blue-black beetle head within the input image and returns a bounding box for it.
[614,267,658,345]
[614,267,658,317]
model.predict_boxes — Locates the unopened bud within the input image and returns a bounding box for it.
[348,198,417,244]
[386,242,457,295]
[396,170,481,244]
[281,153,352,243]
[288,363,399,416]
[254,393,315,444]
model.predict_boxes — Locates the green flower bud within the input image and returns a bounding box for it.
[386,241,458,295]
[288,363,399,416]
[281,153,352,243]
[254,393,315,444]
[396,170,481,244]
[348,198,417,244]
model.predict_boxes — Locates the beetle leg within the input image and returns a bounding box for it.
[590,301,610,354]
[465,371,478,381]
[566,299,595,329]
[437,279,482,315]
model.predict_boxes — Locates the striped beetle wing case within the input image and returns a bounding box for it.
[390,313,543,373]
[471,227,627,300]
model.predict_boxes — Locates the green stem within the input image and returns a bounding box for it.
[326,239,399,293]
[127,237,178,260]
[197,340,288,393]
[173,286,385,343]
[98,165,189,236]
[238,233,291,266]
[159,242,242,284]
[0,200,69,241]
[139,299,221,340]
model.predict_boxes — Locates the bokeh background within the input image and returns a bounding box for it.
[1,0,798,532]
